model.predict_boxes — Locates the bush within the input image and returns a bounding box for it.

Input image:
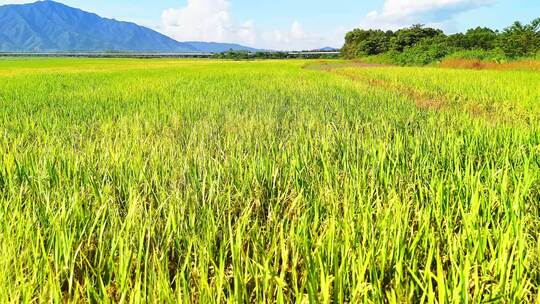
[359,51,399,65]
[443,49,508,63]
[362,39,455,66]
[398,40,455,65]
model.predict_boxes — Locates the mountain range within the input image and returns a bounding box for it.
[0,0,258,53]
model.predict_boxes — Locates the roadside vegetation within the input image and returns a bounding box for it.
[212,51,340,60]
[0,58,538,303]
[343,18,540,66]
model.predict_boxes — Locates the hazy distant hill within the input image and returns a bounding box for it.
[316,47,339,51]
[0,1,257,53]
[186,41,258,53]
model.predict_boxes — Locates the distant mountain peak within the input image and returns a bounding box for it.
[0,1,257,53]
[18,0,70,10]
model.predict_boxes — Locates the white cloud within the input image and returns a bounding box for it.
[160,0,256,45]
[260,21,344,51]
[236,20,257,46]
[359,0,494,30]
[160,1,344,50]
[261,21,311,50]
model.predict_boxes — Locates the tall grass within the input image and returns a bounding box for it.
[335,65,540,124]
[439,59,540,72]
[0,59,538,303]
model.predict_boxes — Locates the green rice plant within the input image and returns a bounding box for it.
[0,58,538,303]
[334,65,540,124]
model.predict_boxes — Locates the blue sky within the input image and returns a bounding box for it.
[1,0,539,50]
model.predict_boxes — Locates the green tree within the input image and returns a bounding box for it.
[446,33,467,49]
[447,27,498,50]
[465,27,498,50]
[343,29,392,57]
[390,24,444,52]
[341,18,540,65]
[499,18,540,58]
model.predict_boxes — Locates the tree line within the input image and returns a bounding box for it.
[342,18,540,65]
[212,51,340,60]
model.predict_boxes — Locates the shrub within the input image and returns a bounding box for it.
[443,49,508,63]
[397,39,455,65]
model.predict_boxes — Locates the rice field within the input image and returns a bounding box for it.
[0,58,539,303]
